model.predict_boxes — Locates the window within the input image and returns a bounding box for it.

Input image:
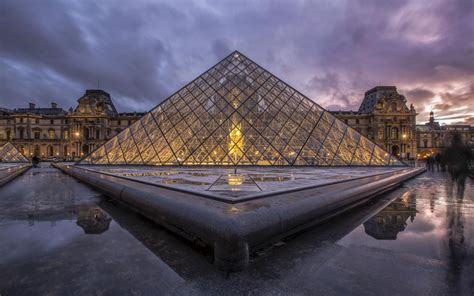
[378,127,384,140]
[6,130,11,140]
[391,127,399,139]
[34,131,40,139]
[63,130,69,140]
[49,130,55,139]
[118,120,121,126]
[35,118,39,124]
[423,139,428,148]
[50,119,54,124]
[355,119,359,124]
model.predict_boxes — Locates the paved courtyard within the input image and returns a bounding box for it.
[0,164,472,295]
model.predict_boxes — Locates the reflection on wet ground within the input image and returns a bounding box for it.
[0,165,185,295]
[0,165,472,295]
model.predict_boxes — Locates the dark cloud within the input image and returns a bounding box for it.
[433,103,451,111]
[405,88,435,105]
[0,0,472,125]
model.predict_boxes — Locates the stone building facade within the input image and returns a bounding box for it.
[416,111,474,158]
[0,90,144,161]
[331,86,418,160]
[2,86,472,163]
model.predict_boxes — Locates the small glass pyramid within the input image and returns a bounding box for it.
[79,51,404,166]
[0,142,29,162]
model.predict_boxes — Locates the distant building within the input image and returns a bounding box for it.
[0,90,144,160]
[331,86,418,160]
[416,111,474,159]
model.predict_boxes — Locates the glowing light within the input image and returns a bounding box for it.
[75,132,80,137]
[402,134,407,138]
[228,121,244,161]
[227,174,243,186]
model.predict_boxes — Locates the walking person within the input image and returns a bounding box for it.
[442,132,472,195]
[427,155,434,171]
[435,153,442,172]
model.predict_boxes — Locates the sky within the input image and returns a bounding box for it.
[1,0,473,125]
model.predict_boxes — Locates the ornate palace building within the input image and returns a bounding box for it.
[1,85,472,162]
[416,111,474,158]
[0,90,144,161]
[331,86,418,160]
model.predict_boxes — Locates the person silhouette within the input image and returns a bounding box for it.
[442,132,472,194]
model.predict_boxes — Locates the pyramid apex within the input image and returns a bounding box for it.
[230,50,243,58]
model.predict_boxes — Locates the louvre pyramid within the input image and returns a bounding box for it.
[0,142,29,162]
[79,51,404,166]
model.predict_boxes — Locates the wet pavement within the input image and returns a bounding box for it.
[0,165,184,295]
[0,165,473,295]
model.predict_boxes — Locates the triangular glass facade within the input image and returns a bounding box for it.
[0,142,29,162]
[80,51,404,166]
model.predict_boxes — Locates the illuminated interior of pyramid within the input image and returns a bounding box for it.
[79,51,404,167]
[0,142,29,163]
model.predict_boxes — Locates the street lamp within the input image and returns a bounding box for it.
[402,134,407,139]
[75,132,80,137]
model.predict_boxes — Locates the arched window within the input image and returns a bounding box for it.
[423,139,428,148]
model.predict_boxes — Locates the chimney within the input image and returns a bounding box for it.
[29,103,35,109]
[51,102,57,109]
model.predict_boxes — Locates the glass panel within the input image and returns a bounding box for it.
[77,51,400,167]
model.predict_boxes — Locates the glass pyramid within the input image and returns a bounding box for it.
[0,142,29,162]
[79,51,404,166]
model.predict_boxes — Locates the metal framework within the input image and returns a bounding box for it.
[0,142,29,162]
[79,51,404,166]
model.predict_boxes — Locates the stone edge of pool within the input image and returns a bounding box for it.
[0,164,32,187]
[52,163,425,272]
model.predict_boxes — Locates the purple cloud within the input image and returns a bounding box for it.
[0,0,472,125]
